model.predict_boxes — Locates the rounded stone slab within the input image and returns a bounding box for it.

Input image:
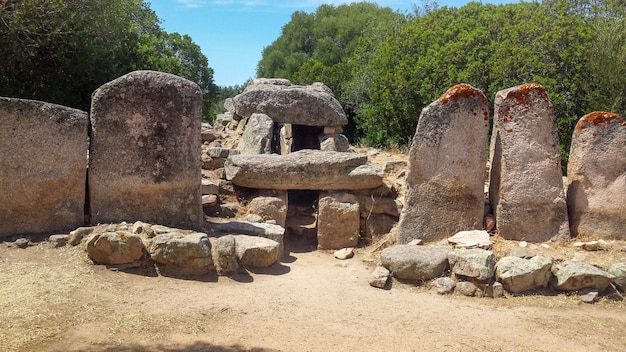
[567,112,626,239]
[551,260,615,291]
[224,149,383,190]
[397,84,489,244]
[89,70,203,230]
[380,245,450,281]
[495,255,553,293]
[232,78,348,126]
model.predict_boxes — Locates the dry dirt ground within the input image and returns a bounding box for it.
[1,237,626,352]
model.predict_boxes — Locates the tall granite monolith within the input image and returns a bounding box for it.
[89,71,204,230]
[0,97,88,237]
[489,84,570,242]
[397,84,490,243]
[567,112,626,239]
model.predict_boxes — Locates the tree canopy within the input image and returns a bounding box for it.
[257,0,625,170]
[0,0,217,118]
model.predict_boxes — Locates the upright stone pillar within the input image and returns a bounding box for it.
[567,112,626,239]
[89,71,203,230]
[489,84,570,242]
[0,98,88,237]
[398,84,490,243]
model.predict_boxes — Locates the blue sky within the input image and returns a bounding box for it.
[150,1,512,87]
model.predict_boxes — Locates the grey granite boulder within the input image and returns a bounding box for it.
[232,78,347,126]
[448,248,495,281]
[551,261,615,291]
[235,235,281,268]
[237,113,274,154]
[149,232,213,274]
[607,262,626,291]
[208,220,285,255]
[380,245,450,281]
[86,231,146,265]
[495,255,553,293]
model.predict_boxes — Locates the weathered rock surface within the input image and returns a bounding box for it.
[69,227,95,246]
[551,261,615,291]
[567,112,626,240]
[319,134,350,152]
[432,277,456,294]
[246,191,288,227]
[208,220,285,254]
[447,230,493,250]
[225,150,383,190]
[0,97,88,238]
[455,281,478,297]
[495,255,553,293]
[89,70,203,230]
[149,232,213,274]
[489,84,570,242]
[237,113,274,154]
[363,214,397,241]
[357,196,402,218]
[232,79,348,126]
[317,192,360,250]
[369,266,391,289]
[380,245,450,281]
[211,235,238,275]
[334,247,355,260]
[49,234,69,248]
[448,248,495,281]
[607,262,626,291]
[235,235,281,268]
[85,231,146,265]
[398,84,490,243]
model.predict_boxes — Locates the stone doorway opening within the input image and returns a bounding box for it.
[285,190,319,253]
[274,123,325,155]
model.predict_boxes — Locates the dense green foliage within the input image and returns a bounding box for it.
[0,0,218,119]
[258,0,625,169]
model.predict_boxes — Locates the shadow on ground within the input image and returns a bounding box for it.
[56,341,279,352]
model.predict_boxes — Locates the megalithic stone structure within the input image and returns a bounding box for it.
[89,70,204,230]
[488,83,570,242]
[567,112,626,240]
[0,98,88,237]
[398,84,490,243]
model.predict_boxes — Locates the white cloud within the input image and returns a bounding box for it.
[177,0,209,8]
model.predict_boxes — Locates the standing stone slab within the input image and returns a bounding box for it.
[567,112,626,239]
[317,192,360,250]
[398,84,490,243]
[489,84,570,242]
[89,71,203,230]
[0,98,88,238]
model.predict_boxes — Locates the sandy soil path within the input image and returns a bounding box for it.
[1,243,625,352]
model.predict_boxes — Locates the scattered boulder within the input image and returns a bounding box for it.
[334,248,355,260]
[455,281,478,297]
[607,262,626,291]
[578,288,600,304]
[380,245,450,281]
[0,97,87,238]
[246,191,288,227]
[235,235,281,268]
[148,232,213,274]
[369,266,391,289]
[49,234,69,248]
[486,282,505,298]
[319,134,350,152]
[432,277,456,295]
[447,230,493,250]
[567,112,626,240]
[495,255,553,293]
[448,248,495,281]
[208,220,285,255]
[551,261,615,291]
[85,231,146,265]
[489,83,570,242]
[89,70,204,230]
[398,84,490,243]
[15,238,30,249]
[69,227,95,246]
[225,150,383,190]
[317,192,360,250]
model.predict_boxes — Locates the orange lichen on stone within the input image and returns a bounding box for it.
[439,84,488,106]
[497,83,546,105]
[576,111,624,132]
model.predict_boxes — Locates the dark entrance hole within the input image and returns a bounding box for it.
[291,125,323,152]
[285,190,319,253]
